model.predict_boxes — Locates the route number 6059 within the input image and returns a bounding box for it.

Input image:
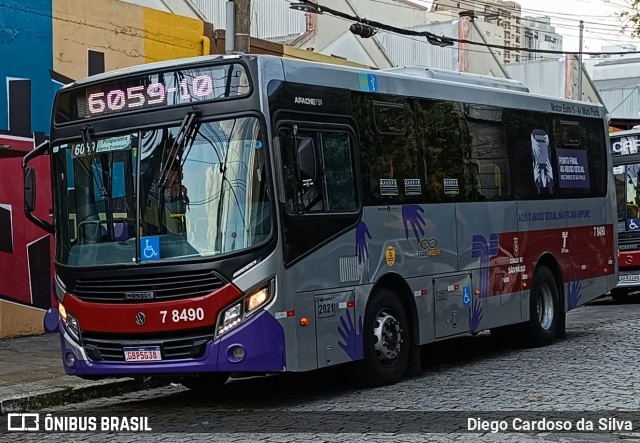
[160,308,205,324]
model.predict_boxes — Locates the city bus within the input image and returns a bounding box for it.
[23,54,617,389]
[609,128,640,300]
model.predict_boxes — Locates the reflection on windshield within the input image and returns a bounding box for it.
[53,117,271,266]
[139,117,270,260]
[614,163,640,231]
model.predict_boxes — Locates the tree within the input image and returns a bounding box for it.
[619,3,640,38]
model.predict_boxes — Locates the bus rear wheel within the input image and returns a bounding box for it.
[522,266,559,347]
[357,288,410,387]
[180,372,230,392]
[611,289,629,302]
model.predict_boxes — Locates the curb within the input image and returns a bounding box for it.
[0,377,169,414]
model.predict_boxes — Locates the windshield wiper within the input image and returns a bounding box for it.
[81,124,116,241]
[157,108,201,232]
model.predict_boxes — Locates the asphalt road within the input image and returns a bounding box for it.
[4,294,640,443]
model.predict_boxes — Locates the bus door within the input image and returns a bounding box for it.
[273,116,361,369]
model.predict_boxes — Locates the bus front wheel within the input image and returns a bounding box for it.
[357,288,410,387]
[522,266,559,347]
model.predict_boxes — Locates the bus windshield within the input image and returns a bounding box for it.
[615,163,640,230]
[52,116,271,266]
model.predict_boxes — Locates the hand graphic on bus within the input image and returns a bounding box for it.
[568,278,582,310]
[355,220,371,264]
[470,299,483,333]
[338,309,363,361]
[402,204,425,242]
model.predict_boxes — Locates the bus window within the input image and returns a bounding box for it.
[626,164,640,221]
[506,111,555,199]
[279,127,357,214]
[614,166,626,222]
[465,104,510,201]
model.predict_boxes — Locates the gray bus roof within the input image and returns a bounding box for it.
[62,53,606,119]
[383,66,530,93]
[272,56,605,118]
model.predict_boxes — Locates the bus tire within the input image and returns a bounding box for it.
[180,372,230,392]
[522,266,559,347]
[611,289,629,302]
[357,288,410,387]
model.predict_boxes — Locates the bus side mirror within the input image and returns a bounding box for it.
[24,166,37,213]
[297,137,317,183]
[22,140,54,233]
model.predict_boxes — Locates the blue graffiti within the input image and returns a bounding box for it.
[355,220,371,264]
[0,0,59,135]
[402,204,426,242]
[568,278,582,310]
[472,234,499,298]
[338,309,363,360]
[469,299,483,333]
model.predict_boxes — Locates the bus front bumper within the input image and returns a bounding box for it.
[615,270,640,289]
[59,310,285,377]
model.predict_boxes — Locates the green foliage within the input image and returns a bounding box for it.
[619,3,640,38]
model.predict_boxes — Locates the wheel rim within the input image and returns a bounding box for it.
[372,310,403,364]
[536,284,554,330]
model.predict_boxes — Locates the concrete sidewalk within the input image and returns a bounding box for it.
[0,333,164,414]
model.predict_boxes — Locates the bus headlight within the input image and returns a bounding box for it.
[216,280,274,338]
[59,302,80,342]
[67,314,80,337]
[217,303,242,337]
[245,286,270,313]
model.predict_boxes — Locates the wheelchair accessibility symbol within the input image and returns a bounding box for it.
[140,236,160,261]
[462,287,471,306]
[628,218,640,231]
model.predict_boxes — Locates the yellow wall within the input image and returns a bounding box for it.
[53,0,146,81]
[0,300,46,338]
[53,0,209,82]
[143,8,207,63]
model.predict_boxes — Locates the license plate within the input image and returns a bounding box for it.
[123,346,161,362]
[619,274,640,282]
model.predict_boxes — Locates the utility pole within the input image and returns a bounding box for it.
[225,1,235,53]
[578,20,584,100]
[233,0,251,54]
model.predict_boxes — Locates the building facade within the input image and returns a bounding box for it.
[521,16,563,61]
[431,0,522,64]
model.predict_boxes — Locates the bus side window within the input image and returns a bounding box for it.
[465,104,511,201]
[278,127,357,214]
[506,111,555,199]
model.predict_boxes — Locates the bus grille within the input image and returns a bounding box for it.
[70,270,225,303]
[619,237,640,251]
[81,329,214,362]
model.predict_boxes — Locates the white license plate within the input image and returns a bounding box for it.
[123,346,161,362]
[619,274,640,282]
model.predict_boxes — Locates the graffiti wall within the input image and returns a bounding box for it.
[0,0,58,337]
[0,0,212,337]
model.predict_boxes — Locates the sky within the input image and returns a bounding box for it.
[413,0,640,55]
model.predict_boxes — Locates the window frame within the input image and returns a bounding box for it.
[275,120,361,217]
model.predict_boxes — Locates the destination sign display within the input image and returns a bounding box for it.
[54,63,250,124]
